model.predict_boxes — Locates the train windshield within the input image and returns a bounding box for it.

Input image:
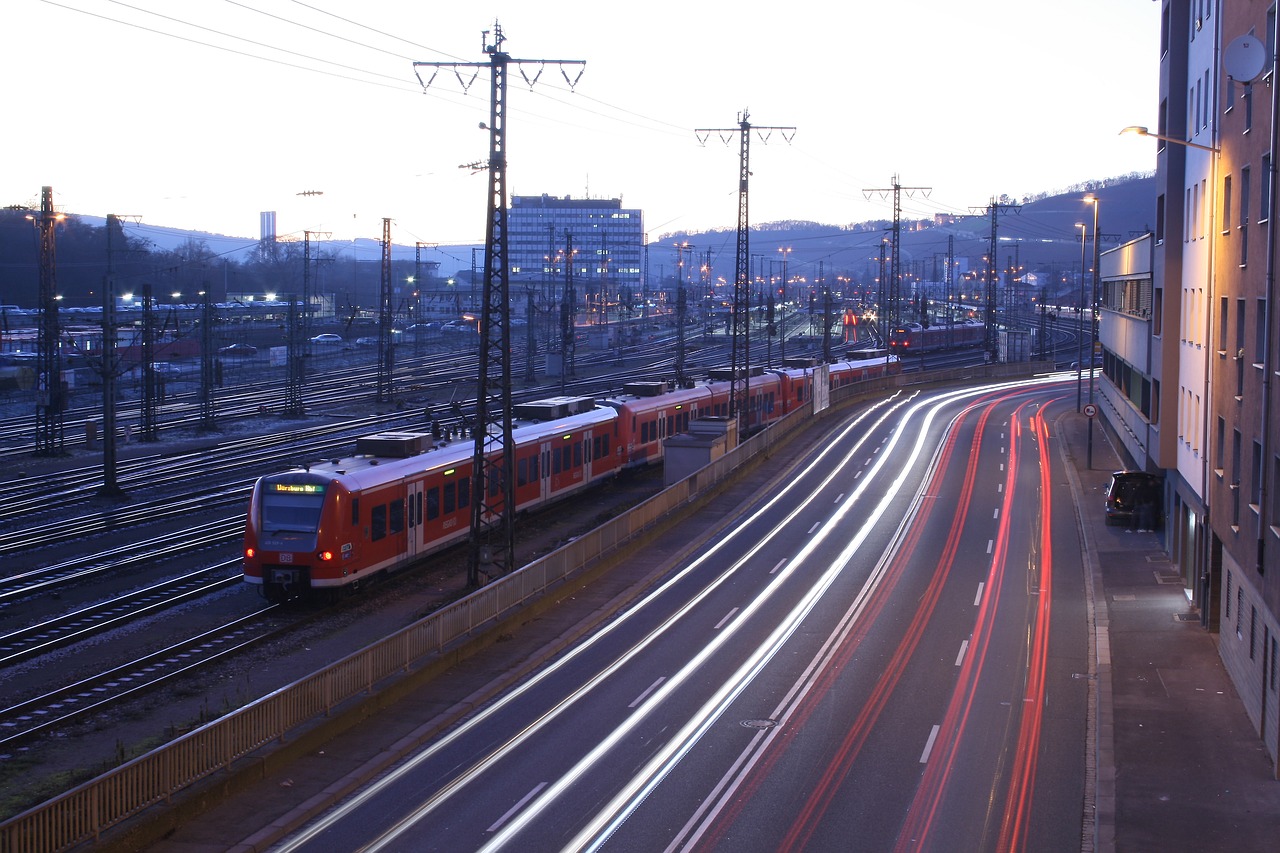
[260,481,327,533]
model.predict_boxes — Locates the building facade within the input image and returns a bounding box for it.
[1210,0,1280,768]
[506,195,644,324]
[1116,0,1280,771]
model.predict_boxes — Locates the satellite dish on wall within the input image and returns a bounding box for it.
[1225,34,1267,83]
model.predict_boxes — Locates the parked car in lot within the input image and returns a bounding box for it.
[355,336,380,347]
[1104,470,1162,528]
[217,343,258,357]
[406,323,441,335]
[310,333,343,344]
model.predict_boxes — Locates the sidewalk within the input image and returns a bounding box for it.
[1062,411,1280,852]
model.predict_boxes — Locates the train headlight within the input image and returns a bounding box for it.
[317,550,334,561]
[245,547,255,558]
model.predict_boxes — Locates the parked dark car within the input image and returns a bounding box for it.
[217,343,258,357]
[1104,471,1162,528]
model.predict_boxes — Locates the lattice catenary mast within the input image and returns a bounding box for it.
[415,23,583,586]
[969,197,1021,358]
[694,111,794,436]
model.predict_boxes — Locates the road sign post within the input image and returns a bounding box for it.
[1083,403,1097,469]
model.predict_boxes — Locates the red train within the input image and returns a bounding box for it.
[242,354,899,601]
[887,320,985,353]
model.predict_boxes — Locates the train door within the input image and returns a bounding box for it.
[582,431,594,481]
[539,440,553,501]
[405,478,424,558]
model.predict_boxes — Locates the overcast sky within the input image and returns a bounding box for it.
[9,1,1162,247]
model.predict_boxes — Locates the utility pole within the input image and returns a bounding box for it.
[970,197,1021,360]
[695,110,795,436]
[674,241,694,387]
[99,214,125,494]
[140,283,159,441]
[559,233,577,393]
[32,187,65,457]
[377,218,394,403]
[946,234,955,348]
[778,246,792,364]
[416,23,584,586]
[821,261,833,363]
[524,288,536,382]
[864,175,931,329]
[198,282,217,432]
[877,239,888,344]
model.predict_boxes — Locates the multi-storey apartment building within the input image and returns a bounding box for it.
[1115,0,1280,770]
[1210,0,1280,768]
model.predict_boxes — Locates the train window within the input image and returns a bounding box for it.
[553,447,562,474]
[518,457,529,487]
[438,484,451,517]
[640,421,649,443]
[371,504,387,541]
[416,491,423,525]
[574,441,583,467]
[352,497,360,526]
[593,435,602,460]
[603,434,610,456]
[261,485,326,533]
[458,477,470,508]
[531,454,539,480]
[390,499,405,534]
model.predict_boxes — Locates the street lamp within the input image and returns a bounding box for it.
[1075,221,1088,412]
[1084,194,1100,405]
[1119,125,1221,154]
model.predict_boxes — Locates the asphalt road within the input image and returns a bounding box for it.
[254,376,1088,852]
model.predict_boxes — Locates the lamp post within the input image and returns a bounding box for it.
[1120,125,1220,154]
[1084,194,1100,405]
[1076,221,1087,412]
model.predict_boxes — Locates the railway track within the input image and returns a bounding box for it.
[0,604,282,748]
[0,561,244,666]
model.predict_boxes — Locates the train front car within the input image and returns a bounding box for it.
[243,470,348,602]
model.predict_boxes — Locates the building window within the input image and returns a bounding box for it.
[1222,174,1232,232]
[1219,295,1229,351]
[1254,441,1265,510]
[1216,416,1226,474]
[1226,569,1233,618]
[1204,69,1212,129]
[1233,429,1243,528]
[1256,298,1268,364]
[1272,454,1280,529]
[1241,166,1252,264]
[1264,155,1273,224]
[1272,636,1278,692]
[1153,287,1163,336]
